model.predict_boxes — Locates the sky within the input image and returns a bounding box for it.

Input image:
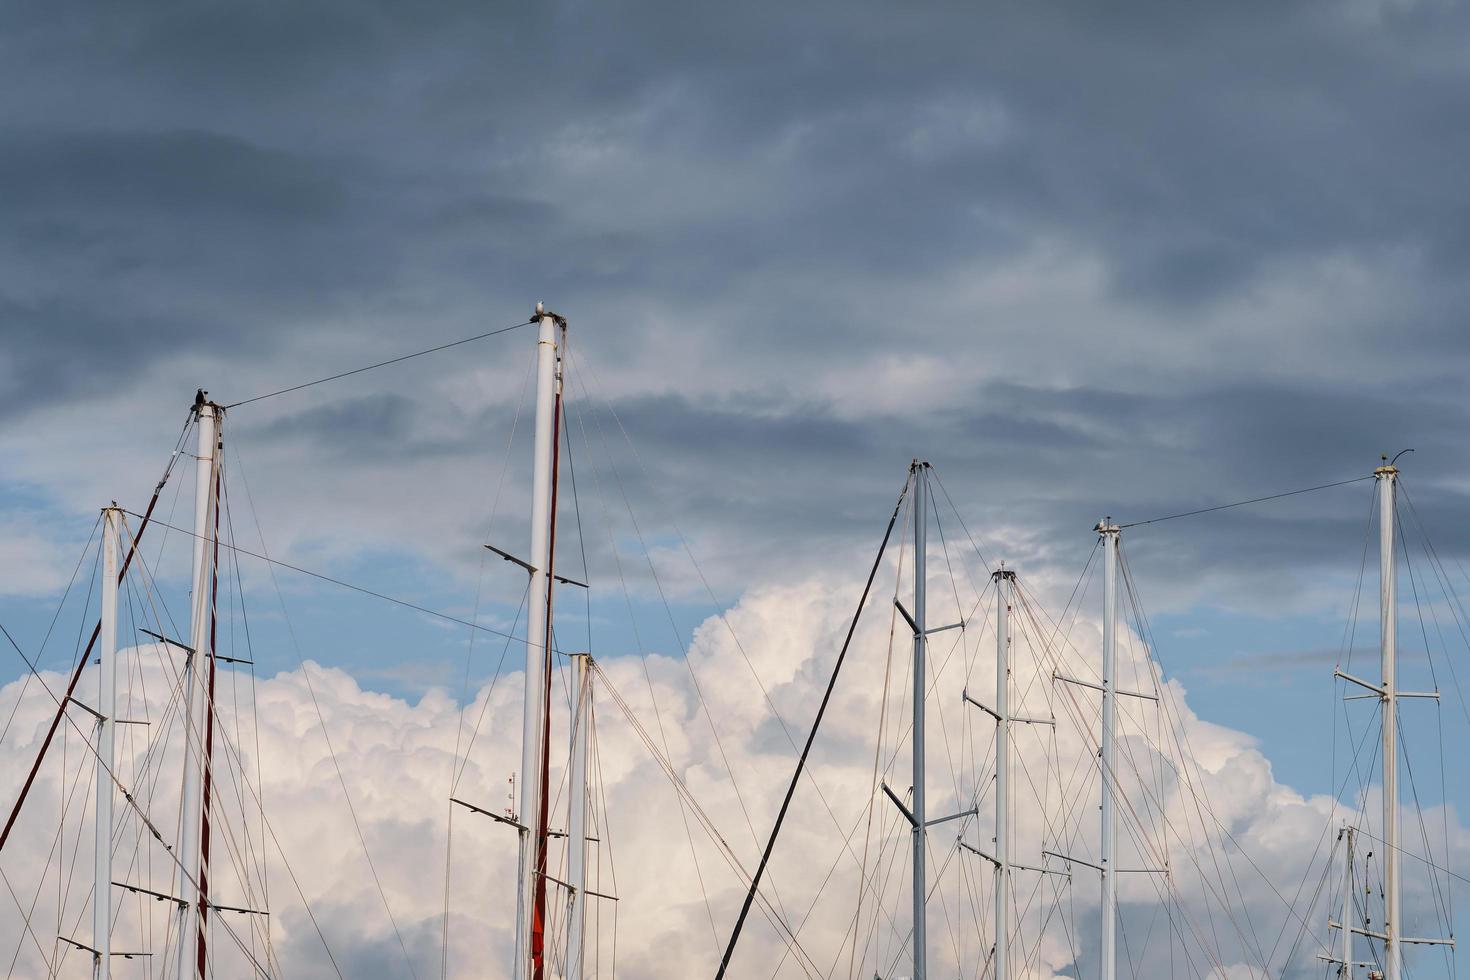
[3,1,1470,977]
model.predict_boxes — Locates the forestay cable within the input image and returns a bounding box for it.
[223,320,534,408]
[716,470,912,979]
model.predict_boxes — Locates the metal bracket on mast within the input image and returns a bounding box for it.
[452,796,528,832]
[139,628,253,665]
[881,782,974,829]
[1317,955,1378,969]
[1042,849,1166,877]
[881,782,918,828]
[926,806,978,829]
[63,698,149,727]
[960,841,1069,877]
[113,880,187,910]
[1334,669,1386,697]
[1052,672,1159,701]
[540,871,619,903]
[961,690,1055,726]
[59,937,149,960]
[893,599,961,636]
[485,544,587,588]
[450,797,570,838]
[1327,921,1454,948]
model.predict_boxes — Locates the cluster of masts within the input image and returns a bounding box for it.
[16,305,1458,980]
[890,465,1164,980]
[54,393,242,978]
[891,457,1452,980]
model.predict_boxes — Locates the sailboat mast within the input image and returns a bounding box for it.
[566,653,592,980]
[176,394,220,980]
[195,466,224,979]
[1376,463,1400,980]
[911,461,929,980]
[514,306,563,980]
[1098,520,1120,980]
[1339,824,1354,978]
[93,506,121,979]
[993,567,1014,980]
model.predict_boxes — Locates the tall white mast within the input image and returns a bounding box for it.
[993,567,1014,980]
[961,566,1054,980]
[1377,463,1401,980]
[1099,525,1117,980]
[1047,522,1165,980]
[514,305,562,980]
[884,462,969,979]
[565,653,592,980]
[1331,459,1451,975]
[93,506,121,979]
[1340,825,1354,978]
[1099,521,1120,980]
[911,462,929,980]
[176,394,219,980]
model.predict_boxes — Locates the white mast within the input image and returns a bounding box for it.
[176,394,219,980]
[514,305,562,980]
[93,506,121,979]
[911,461,929,980]
[1099,521,1120,980]
[961,566,1054,980]
[1341,825,1354,978]
[1377,463,1401,980]
[1047,522,1164,980]
[565,653,591,980]
[884,462,969,979]
[1331,459,1451,976]
[993,567,1013,980]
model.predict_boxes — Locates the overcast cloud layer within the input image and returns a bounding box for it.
[4,0,1470,601]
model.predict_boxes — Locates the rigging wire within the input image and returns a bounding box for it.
[116,509,532,646]
[715,470,913,979]
[571,350,898,920]
[564,382,726,956]
[230,442,421,980]
[440,341,536,980]
[1115,475,1374,529]
[0,589,288,978]
[222,320,535,408]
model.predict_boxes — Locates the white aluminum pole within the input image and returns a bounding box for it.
[912,462,928,980]
[1340,824,1354,978]
[1377,464,1400,980]
[565,654,591,980]
[994,567,1014,980]
[1099,522,1120,980]
[176,398,218,980]
[94,507,121,980]
[514,308,560,980]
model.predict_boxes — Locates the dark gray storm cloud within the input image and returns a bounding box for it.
[4,0,1470,611]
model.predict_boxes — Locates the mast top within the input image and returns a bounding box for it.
[992,563,1016,581]
[533,302,567,328]
[191,389,223,415]
[1095,518,1120,536]
[1377,449,1414,476]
